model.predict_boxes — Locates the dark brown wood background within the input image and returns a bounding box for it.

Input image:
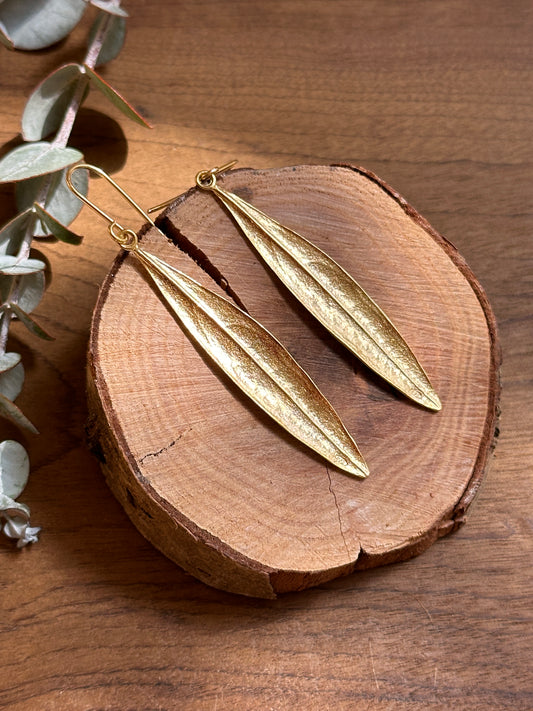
[1,1,531,708]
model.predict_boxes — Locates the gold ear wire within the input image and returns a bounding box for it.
[66,163,156,251]
[147,159,238,214]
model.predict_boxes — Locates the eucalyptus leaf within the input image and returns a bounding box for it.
[0,209,33,256]
[16,271,46,314]
[16,167,88,233]
[0,353,21,374]
[34,204,83,245]
[83,65,151,127]
[0,362,24,403]
[89,1,128,17]
[0,0,86,50]
[0,142,83,183]
[0,440,29,499]
[22,64,84,141]
[10,303,54,340]
[88,13,126,66]
[0,393,38,434]
[0,256,46,275]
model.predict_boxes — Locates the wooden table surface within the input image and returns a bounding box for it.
[1,2,531,709]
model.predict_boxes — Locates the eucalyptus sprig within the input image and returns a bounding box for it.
[0,0,149,546]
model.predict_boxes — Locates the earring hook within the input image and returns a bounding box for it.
[195,159,238,190]
[66,163,156,250]
[147,159,238,214]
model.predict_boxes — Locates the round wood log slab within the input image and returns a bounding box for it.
[87,164,500,598]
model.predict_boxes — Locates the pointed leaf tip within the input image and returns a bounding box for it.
[10,302,54,340]
[84,64,152,128]
[34,204,83,245]
[0,394,38,434]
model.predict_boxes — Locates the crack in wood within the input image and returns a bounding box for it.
[139,428,191,464]
[326,465,351,561]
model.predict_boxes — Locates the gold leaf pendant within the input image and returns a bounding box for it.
[194,166,441,412]
[135,249,368,477]
[67,164,369,478]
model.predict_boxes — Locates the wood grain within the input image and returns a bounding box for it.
[0,0,531,708]
[88,164,499,597]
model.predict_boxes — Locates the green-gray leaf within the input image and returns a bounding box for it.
[33,204,83,245]
[0,394,38,434]
[0,440,30,500]
[90,1,129,17]
[22,64,84,141]
[17,272,46,314]
[0,353,21,374]
[0,142,83,183]
[0,362,24,401]
[10,303,54,340]
[0,256,46,276]
[0,0,86,51]
[88,13,126,66]
[16,167,88,233]
[0,256,46,275]
[0,209,33,256]
[83,64,151,127]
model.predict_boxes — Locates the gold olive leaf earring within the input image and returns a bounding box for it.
[66,164,369,478]
[150,162,441,412]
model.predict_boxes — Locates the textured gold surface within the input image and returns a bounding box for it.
[211,183,441,411]
[134,248,369,478]
[66,163,368,476]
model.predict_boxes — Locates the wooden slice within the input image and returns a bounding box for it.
[87,165,500,598]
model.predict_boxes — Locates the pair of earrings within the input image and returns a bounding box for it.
[66,161,441,479]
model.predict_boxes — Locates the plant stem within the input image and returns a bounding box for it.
[53,12,111,149]
[0,307,11,352]
[0,10,116,358]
